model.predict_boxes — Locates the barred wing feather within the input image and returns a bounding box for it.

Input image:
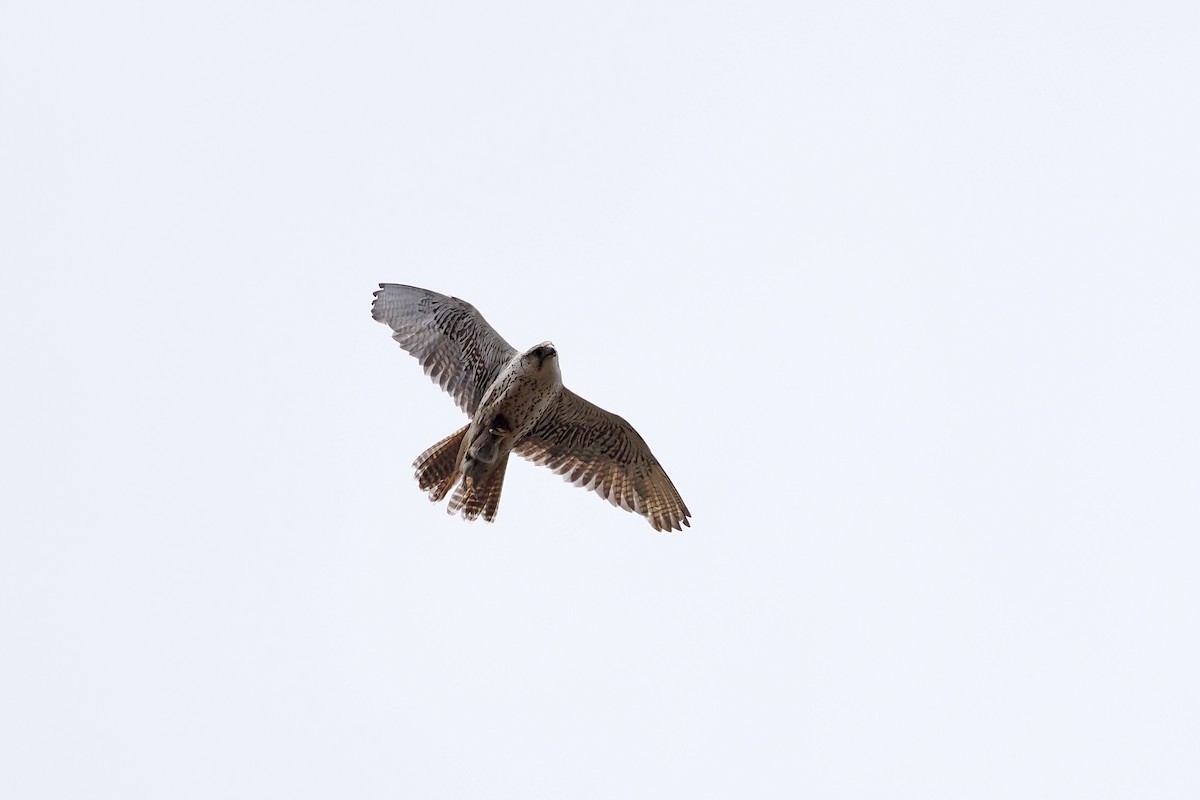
[516,389,691,532]
[371,284,517,416]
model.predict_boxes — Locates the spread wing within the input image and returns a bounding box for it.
[371,284,517,416]
[516,389,691,532]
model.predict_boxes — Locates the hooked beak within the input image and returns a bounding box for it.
[533,343,557,368]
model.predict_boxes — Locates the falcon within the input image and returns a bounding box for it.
[371,284,691,531]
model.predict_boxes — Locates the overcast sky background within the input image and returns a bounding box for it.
[2,1,1198,797]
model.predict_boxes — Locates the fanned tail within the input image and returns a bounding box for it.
[413,425,469,502]
[447,454,509,523]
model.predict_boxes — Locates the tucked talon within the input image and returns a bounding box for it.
[489,414,511,436]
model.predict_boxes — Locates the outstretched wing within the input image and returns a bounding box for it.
[516,389,691,532]
[371,284,517,416]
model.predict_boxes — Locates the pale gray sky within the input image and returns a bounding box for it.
[2,1,1198,797]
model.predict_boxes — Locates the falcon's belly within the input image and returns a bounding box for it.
[462,351,562,465]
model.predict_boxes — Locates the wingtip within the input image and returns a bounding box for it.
[649,513,690,533]
[370,283,403,318]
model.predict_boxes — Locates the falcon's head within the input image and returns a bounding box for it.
[525,341,559,372]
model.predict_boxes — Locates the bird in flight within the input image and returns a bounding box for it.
[371,284,691,532]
